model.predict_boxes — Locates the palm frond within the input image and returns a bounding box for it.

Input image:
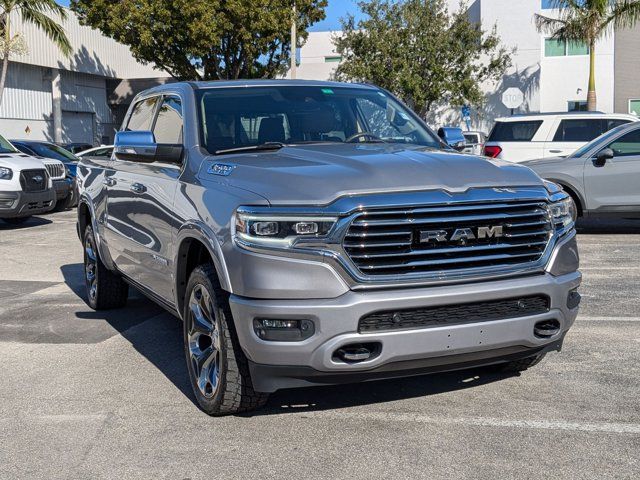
[607,0,640,29]
[19,7,72,56]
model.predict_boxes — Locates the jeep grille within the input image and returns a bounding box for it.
[343,200,553,277]
[44,163,65,180]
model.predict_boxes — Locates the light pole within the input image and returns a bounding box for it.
[290,2,297,79]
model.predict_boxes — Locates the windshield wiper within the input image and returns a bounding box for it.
[214,142,286,155]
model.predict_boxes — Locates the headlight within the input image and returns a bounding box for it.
[0,167,12,180]
[550,196,576,230]
[234,211,337,248]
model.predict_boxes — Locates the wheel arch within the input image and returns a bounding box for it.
[174,224,232,318]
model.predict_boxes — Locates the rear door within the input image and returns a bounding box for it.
[584,127,640,212]
[485,120,544,161]
[544,118,632,158]
[104,94,183,301]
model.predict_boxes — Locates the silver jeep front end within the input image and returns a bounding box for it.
[225,186,580,392]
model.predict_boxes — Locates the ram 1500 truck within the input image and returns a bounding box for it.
[76,81,581,415]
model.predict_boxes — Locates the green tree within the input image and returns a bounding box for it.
[536,0,640,111]
[0,0,71,105]
[333,0,512,119]
[70,0,327,80]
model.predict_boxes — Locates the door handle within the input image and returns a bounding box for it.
[130,182,147,194]
[102,178,116,187]
[549,149,563,153]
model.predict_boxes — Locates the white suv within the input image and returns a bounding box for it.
[0,136,57,224]
[483,112,638,162]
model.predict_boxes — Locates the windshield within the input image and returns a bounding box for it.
[198,85,442,154]
[569,123,632,158]
[24,143,79,163]
[0,135,18,154]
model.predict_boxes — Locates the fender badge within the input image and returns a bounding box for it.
[207,163,236,176]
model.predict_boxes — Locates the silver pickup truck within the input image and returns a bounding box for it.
[77,80,581,415]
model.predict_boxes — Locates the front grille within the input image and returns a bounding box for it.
[359,295,550,333]
[44,163,65,180]
[343,200,553,277]
[19,169,48,192]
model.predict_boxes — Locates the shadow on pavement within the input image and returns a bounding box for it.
[60,262,193,398]
[576,217,640,234]
[60,262,518,415]
[0,216,53,229]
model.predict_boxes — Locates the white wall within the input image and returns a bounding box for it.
[286,31,341,80]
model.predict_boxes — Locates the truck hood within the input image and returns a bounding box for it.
[204,143,545,205]
[0,152,47,171]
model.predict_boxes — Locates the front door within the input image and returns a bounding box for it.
[584,128,640,212]
[104,94,184,301]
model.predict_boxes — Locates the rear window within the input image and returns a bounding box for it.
[488,121,543,142]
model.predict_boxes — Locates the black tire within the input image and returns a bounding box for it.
[3,216,31,225]
[183,264,268,416]
[83,225,129,310]
[497,353,546,373]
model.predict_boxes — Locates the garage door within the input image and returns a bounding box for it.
[62,111,94,144]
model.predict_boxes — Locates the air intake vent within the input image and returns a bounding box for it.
[343,200,553,277]
[359,295,551,333]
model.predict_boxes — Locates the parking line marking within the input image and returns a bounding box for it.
[304,411,640,434]
[577,316,640,322]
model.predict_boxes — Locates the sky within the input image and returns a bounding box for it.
[56,0,364,32]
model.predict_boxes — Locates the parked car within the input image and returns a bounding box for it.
[11,140,78,209]
[0,135,56,224]
[483,112,638,162]
[76,145,114,161]
[463,131,487,155]
[59,142,93,154]
[77,80,580,415]
[522,121,640,218]
[437,126,466,151]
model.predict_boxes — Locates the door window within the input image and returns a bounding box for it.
[153,96,183,144]
[606,129,640,157]
[126,97,158,131]
[552,119,602,142]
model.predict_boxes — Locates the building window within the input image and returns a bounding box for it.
[544,38,589,57]
[568,100,587,112]
[324,56,342,63]
[629,99,640,116]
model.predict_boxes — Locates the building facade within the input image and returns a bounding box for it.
[2,8,172,146]
[289,1,640,132]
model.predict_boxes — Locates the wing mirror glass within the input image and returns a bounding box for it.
[114,131,183,164]
[437,127,466,151]
[594,148,613,167]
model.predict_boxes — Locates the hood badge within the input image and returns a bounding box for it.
[208,163,236,176]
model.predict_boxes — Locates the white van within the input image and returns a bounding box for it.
[483,112,638,162]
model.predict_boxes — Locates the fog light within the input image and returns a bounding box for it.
[253,318,315,342]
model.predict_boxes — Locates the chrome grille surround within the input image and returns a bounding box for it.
[234,186,573,289]
[343,199,553,277]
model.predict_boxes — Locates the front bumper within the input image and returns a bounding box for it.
[0,189,56,219]
[53,178,73,200]
[230,270,581,392]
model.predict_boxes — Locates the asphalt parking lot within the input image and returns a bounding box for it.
[1,210,639,479]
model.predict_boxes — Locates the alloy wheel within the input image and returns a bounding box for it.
[187,284,221,398]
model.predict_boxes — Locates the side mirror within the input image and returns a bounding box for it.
[114,131,183,164]
[594,148,614,167]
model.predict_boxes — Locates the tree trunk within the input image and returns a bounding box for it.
[587,39,597,111]
[0,14,10,107]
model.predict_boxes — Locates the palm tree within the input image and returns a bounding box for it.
[535,0,640,111]
[0,0,72,106]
